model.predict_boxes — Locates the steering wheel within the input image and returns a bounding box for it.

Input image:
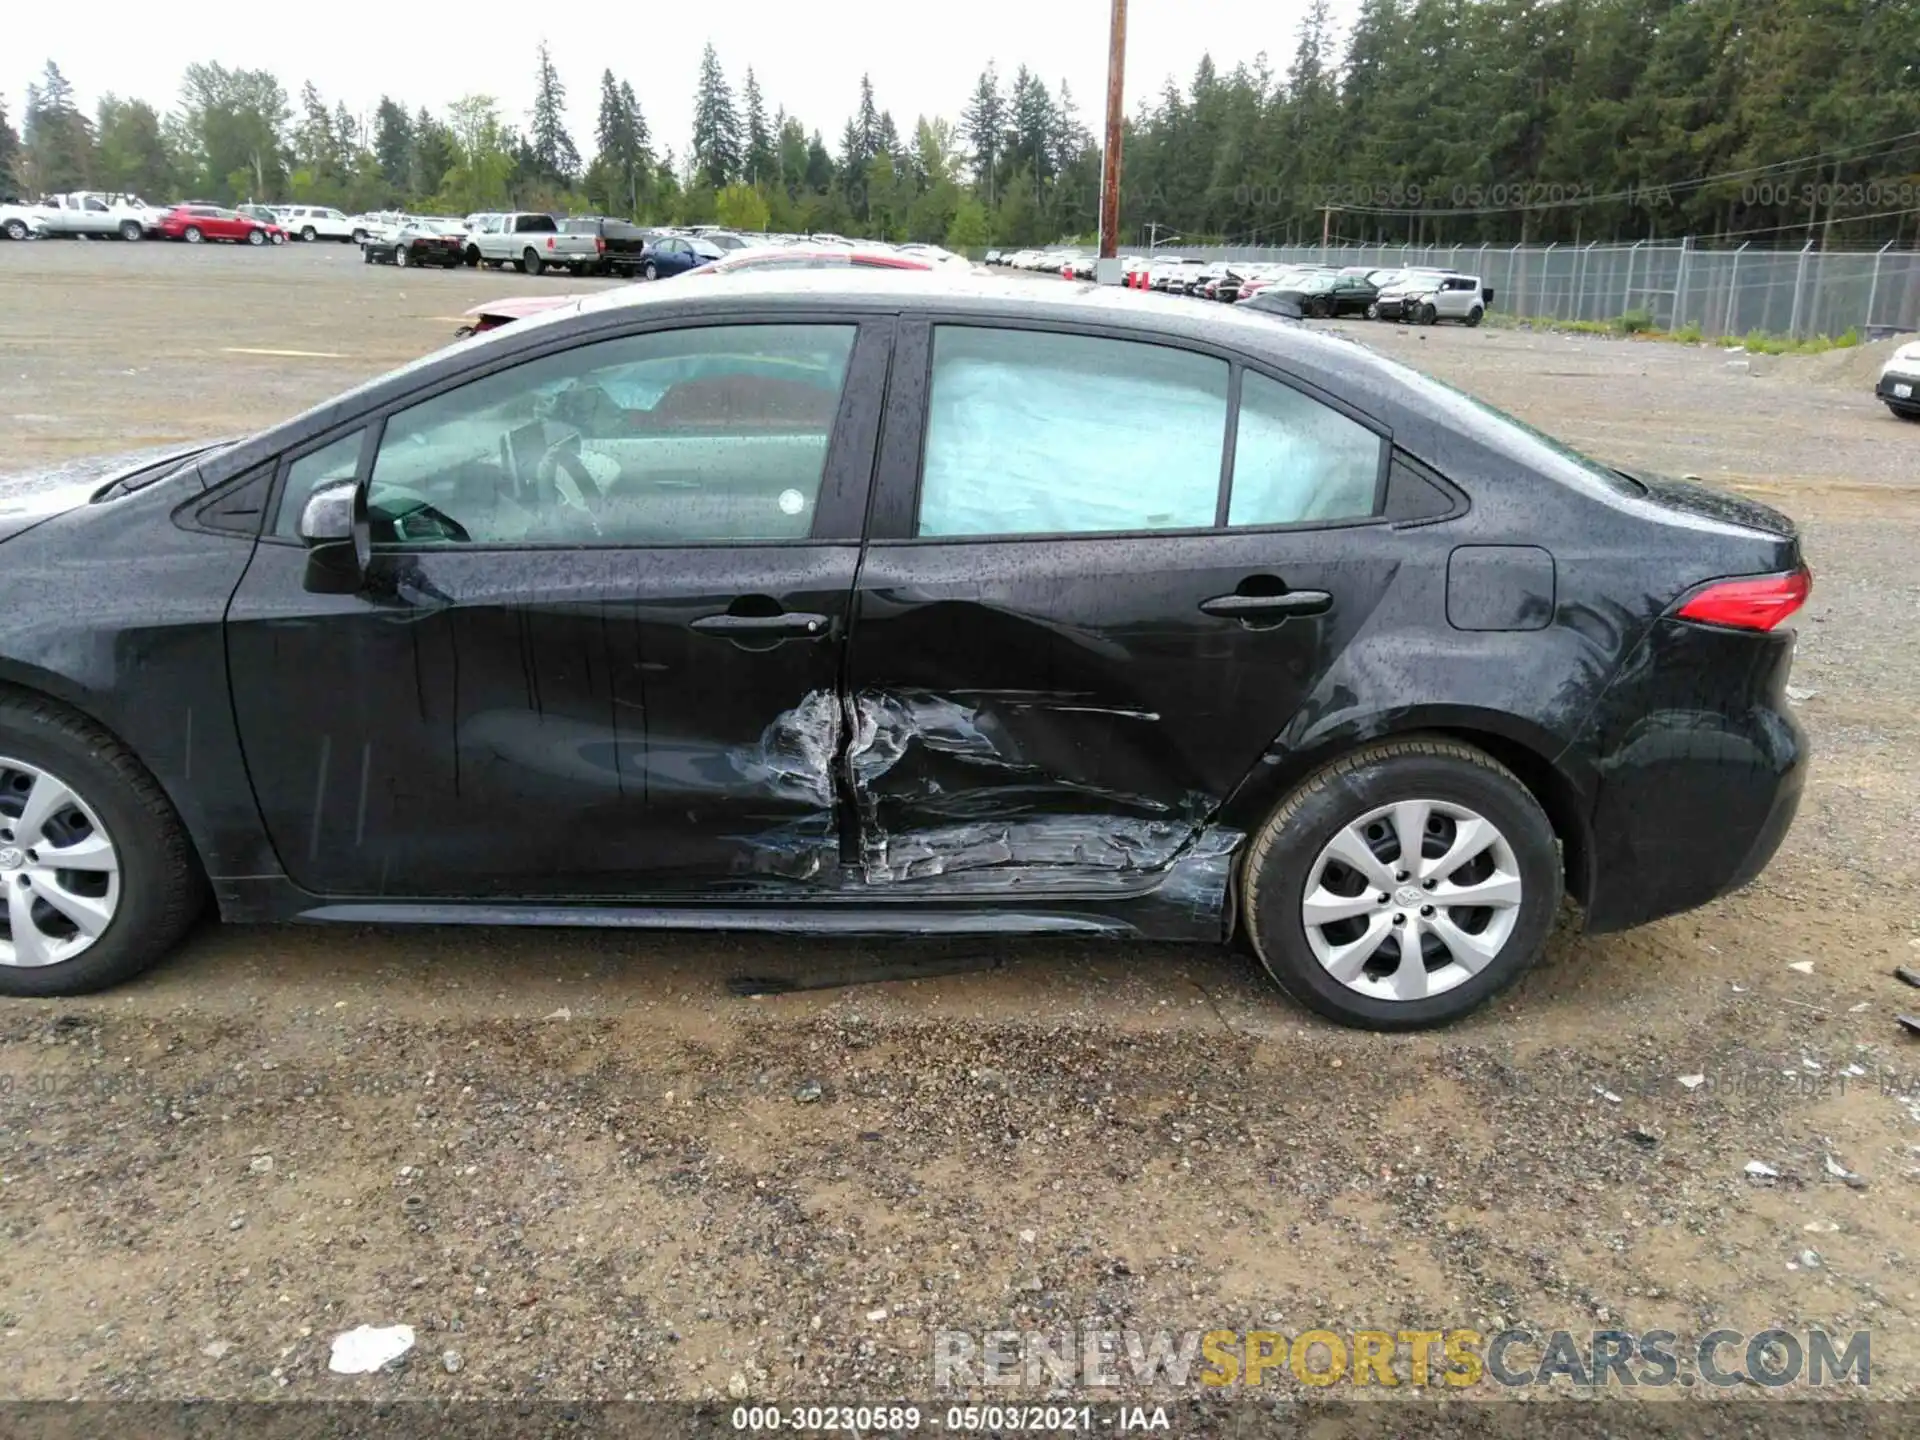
[534,433,608,537]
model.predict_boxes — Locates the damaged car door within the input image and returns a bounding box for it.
[225,318,888,898]
[843,318,1400,899]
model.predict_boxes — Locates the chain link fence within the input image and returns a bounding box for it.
[1188,240,1920,340]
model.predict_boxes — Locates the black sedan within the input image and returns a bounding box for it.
[363,219,467,268]
[0,273,1809,1028]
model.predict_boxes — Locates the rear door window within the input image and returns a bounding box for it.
[1228,373,1384,526]
[916,327,1229,537]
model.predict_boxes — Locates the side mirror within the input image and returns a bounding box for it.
[298,479,365,594]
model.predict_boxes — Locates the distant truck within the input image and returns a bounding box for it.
[31,192,168,240]
[464,212,602,275]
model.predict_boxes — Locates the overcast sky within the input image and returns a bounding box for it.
[8,3,1356,161]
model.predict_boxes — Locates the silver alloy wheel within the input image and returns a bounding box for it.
[1300,798,1523,1002]
[0,755,121,968]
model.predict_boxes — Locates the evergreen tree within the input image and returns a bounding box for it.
[959,63,1006,205]
[743,68,776,186]
[0,95,25,197]
[24,61,95,193]
[854,74,881,166]
[529,41,581,183]
[689,42,742,189]
[373,98,413,192]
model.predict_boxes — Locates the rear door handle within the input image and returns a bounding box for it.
[1199,590,1333,619]
[691,611,832,639]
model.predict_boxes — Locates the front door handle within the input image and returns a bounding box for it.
[691,610,832,639]
[1199,590,1333,619]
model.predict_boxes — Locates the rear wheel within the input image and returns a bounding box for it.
[1465,305,1484,327]
[301,225,318,242]
[394,245,409,268]
[184,226,203,244]
[3,219,28,241]
[643,260,658,281]
[0,695,204,996]
[523,248,543,276]
[1241,737,1561,1030]
[119,221,143,242]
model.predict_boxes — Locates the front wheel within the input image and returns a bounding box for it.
[247,228,266,247]
[1416,301,1438,325]
[0,694,204,996]
[1241,737,1561,1030]
[464,247,482,268]
[1365,302,1380,321]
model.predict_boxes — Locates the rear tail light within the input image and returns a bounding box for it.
[547,236,555,249]
[596,236,606,253]
[1674,567,1810,631]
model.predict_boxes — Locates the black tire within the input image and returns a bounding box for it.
[363,246,374,264]
[643,260,658,281]
[523,248,543,276]
[1465,306,1484,328]
[394,244,409,268]
[1365,302,1380,320]
[1889,405,1920,422]
[1241,736,1562,1031]
[464,246,481,268]
[352,229,369,244]
[301,225,318,242]
[1417,301,1438,325]
[0,692,204,996]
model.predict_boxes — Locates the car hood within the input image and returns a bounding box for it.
[0,441,219,543]
[464,294,584,321]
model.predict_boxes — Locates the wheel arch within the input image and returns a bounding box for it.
[1219,707,1596,908]
[0,668,214,893]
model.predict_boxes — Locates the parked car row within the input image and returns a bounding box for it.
[449,240,959,338]
[982,246,1495,327]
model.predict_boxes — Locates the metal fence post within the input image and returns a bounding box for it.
[1724,241,1748,337]
[1623,240,1643,319]
[1788,240,1814,338]
[1540,242,1557,319]
[1673,236,1691,330]
[1867,239,1893,332]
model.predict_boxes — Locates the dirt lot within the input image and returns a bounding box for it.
[1,240,1918,1415]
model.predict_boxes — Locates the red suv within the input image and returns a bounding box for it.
[159,204,278,246]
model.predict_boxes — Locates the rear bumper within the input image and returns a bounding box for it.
[1580,619,1808,933]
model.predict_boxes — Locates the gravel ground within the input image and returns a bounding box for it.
[0,241,1917,1414]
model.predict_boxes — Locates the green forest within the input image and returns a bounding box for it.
[4,0,1918,250]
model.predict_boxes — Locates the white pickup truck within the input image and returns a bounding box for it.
[464,212,603,275]
[30,192,168,241]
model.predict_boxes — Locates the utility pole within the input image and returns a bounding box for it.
[1097,0,1128,284]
